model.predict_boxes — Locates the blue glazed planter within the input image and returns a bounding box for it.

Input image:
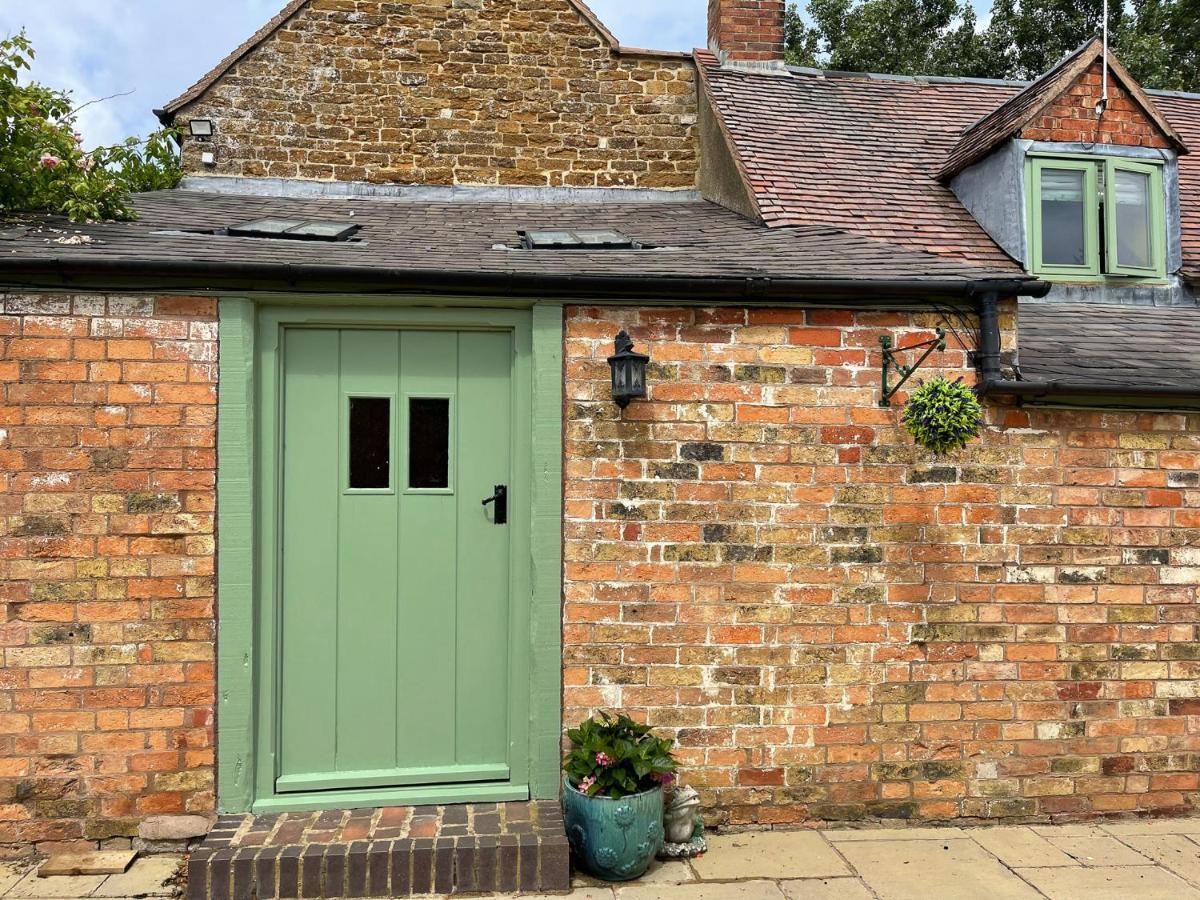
[562,775,664,881]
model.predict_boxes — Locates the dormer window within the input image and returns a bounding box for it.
[1027,155,1165,280]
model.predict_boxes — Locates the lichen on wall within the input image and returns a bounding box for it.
[562,302,1200,827]
[0,292,216,851]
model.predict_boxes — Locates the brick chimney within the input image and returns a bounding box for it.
[707,0,787,72]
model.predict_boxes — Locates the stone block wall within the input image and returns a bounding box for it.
[0,293,216,853]
[562,303,1200,826]
[174,0,698,189]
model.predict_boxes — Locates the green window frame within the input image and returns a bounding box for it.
[1026,155,1167,281]
[1104,158,1166,279]
[1028,157,1100,278]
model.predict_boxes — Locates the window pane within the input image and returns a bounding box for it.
[1114,168,1153,269]
[1040,168,1088,266]
[409,398,450,489]
[349,397,390,489]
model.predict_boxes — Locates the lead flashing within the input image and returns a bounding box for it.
[178,176,704,205]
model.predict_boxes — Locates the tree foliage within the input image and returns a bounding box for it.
[785,0,1200,92]
[0,32,182,224]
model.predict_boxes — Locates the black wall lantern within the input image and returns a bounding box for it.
[607,330,649,409]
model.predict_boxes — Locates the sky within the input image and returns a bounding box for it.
[0,0,706,149]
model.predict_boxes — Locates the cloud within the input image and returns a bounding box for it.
[0,0,706,148]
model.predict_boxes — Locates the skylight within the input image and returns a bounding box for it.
[227,217,360,242]
[518,229,645,250]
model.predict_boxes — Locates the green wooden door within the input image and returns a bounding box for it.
[275,328,515,794]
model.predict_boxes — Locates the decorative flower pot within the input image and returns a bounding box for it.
[562,775,664,881]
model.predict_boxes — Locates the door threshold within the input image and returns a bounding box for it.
[190,799,569,898]
[251,782,530,814]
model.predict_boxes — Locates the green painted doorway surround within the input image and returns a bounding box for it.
[216,301,564,814]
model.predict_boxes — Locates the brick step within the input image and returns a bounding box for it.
[187,801,570,898]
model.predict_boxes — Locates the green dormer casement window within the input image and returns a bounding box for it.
[1027,155,1167,281]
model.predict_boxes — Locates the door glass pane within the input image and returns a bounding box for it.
[1040,168,1088,266]
[348,397,390,489]
[409,398,450,489]
[1114,168,1153,269]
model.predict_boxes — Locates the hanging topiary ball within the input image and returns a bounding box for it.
[901,377,984,454]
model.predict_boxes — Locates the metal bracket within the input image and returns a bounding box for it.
[879,327,947,407]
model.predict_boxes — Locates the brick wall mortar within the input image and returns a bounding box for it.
[1022,61,1172,148]
[562,303,1200,826]
[177,0,698,189]
[0,292,216,852]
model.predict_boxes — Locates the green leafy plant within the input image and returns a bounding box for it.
[0,31,182,224]
[901,377,984,454]
[564,712,678,799]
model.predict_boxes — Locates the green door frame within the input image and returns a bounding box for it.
[216,297,564,814]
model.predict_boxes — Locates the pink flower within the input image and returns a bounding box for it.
[40,153,61,169]
[579,776,596,794]
[76,155,95,172]
[73,132,84,145]
[652,772,676,784]
[595,752,613,767]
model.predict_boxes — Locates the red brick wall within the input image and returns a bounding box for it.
[1022,61,1172,148]
[0,293,216,853]
[563,303,1200,826]
[707,0,786,63]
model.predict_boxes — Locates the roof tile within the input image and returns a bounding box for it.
[699,51,1200,275]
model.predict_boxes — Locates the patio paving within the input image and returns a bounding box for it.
[554,818,1200,900]
[0,856,180,900]
[0,818,1195,899]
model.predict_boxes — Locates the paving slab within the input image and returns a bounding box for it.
[1102,818,1200,836]
[823,827,965,842]
[779,877,876,899]
[1046,834,1153,867]
[626,859,697,885]
[1016,864,1200,900]
[690,832,850,881]
[39,852,135,878]
[92,855,182,897]
[0,863,28,895]
[619,881,787,900]
[572,860,696,890]
[1029,824,1106,838]
[8,870,106,899]
[1116,834,1200,886]
[836,838,1043,900]
[970,827,1079,868]
[502,890,614,900]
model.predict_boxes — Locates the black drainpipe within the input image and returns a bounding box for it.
[976,290,1004,385]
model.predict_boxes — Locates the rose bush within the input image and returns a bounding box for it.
[1,31,182,223]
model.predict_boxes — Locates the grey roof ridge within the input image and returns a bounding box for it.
[785,64,1200,101]
[784,65,1031,87]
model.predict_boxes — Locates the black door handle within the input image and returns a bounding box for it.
[482,485,507,525]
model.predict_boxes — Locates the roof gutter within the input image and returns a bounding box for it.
[0,255,1047,303]
[983,377,1200,400]
[974,289,1200,401]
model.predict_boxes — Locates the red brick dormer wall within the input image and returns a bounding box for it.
[1021,61,1173,148]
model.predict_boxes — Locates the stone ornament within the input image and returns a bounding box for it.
[659,785,706,859]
